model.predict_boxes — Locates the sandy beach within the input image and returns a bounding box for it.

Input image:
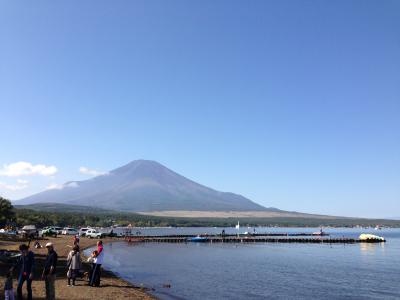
[0,235,154,300]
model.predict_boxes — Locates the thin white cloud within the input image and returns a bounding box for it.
[79,167,107,177]
[17,179,29,184]
[46,183,63,190]
[65,182,79,188]
[0,181,28,191]
[0,162,58,177]
[46,182,79,190]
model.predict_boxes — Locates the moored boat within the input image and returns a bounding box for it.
[359,234,385,242]
[187,236,208,242]
[312,228,329,236]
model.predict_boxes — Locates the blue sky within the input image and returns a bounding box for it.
[0,1,399,218]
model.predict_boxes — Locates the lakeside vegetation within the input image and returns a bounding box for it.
[2,198,400,228]
[14,209,400,228]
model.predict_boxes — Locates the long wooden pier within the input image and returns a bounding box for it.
[130,233,330,238]
[125,235,385,244]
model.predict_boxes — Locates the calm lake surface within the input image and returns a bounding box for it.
[86,227,400,300]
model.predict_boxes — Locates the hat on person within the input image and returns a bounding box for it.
[45,242,53,248]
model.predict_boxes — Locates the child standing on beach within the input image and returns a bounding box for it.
[4,271,14,300]
[86,250,98,283]
[87,250,98,263]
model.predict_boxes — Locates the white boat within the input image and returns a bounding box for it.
[312,228,328,236]
[359,234,385,241]
[235,221,240,229]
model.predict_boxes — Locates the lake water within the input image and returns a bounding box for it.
[86,227,400,299]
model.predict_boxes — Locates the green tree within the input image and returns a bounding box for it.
[0,197,15,227]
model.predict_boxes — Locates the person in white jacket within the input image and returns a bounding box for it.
[66,246,81,286]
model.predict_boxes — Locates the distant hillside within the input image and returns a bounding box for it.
[137,210,343,219]
[17,160,268,212]
[14,203,400,228]
[14,203,115,214]
[16,203,338,219]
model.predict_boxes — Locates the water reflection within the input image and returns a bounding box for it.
[89,231,400,300]
[359,241,385,255]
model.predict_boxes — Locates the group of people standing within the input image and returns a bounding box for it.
[6,242,58,300]
[4,236,105,300]
[66,239,104,288]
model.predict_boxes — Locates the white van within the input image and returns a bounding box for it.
[85,229,103,239]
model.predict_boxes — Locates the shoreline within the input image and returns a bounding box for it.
[0,236,155,300]
[80,239,157,296]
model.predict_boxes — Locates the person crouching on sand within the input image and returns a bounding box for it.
[33,240,42,249]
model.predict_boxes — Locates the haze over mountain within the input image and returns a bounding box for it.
[18,160,269,212]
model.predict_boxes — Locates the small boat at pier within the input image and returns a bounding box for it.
[187,236,208,242]
[312,228,329,236]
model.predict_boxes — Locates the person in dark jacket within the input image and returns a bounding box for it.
[10,244,35,300]
[42,243,58,300]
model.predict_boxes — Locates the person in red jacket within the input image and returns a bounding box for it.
[73,235,80,246]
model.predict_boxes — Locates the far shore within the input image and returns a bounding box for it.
[0,235,155,300]
[137,210,345,219]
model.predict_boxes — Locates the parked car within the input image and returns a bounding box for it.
[0,250,21,264]
[62,228,78,235]
[0,229,17,235]
[41,227,58,237]
[85,229,104,239]
[53,226,63,234]
[79,227,91,237]
[21,225,38,238]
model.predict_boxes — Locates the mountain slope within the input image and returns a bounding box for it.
[17,160,267,212]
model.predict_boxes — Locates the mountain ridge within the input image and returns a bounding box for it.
[17,160,269,212]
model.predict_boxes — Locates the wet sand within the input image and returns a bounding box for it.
[0,236,154,299]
